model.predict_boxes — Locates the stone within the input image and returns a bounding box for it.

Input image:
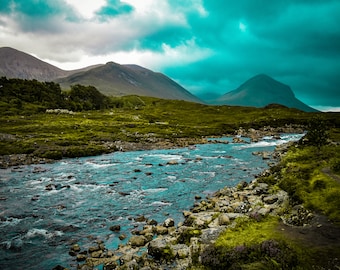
[257,207,271,216]
[190,212,217,229]
[200,227,226,244]
[88,245,101,253]
[52,265,67,270]
[253,183,269,195]
[166,160,179,165]
[236,181,248,190]
[172,244,190,259]
[135,215,147,222]
[76,254,87,261]
[148,238,174,260]
[263,195,279,204]
[109,225,121,232]
[91,250,103,258]
[163,218,175,228]
[119,234,127,240]
[139,226,154,235]
[129,235,147,247]
[147,219,158,226]
[104,261,118,270]
[218,213,230,225]
[70,243,81,252]
[155,225,168,235]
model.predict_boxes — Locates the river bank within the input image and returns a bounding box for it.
[43,131,338,270]
[0,125,304,169]
[52,137,340,270]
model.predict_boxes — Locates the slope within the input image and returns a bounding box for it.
[214,74,317,112]
[57,62,202,103]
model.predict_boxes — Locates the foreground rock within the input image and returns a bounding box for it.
[62,175,297,269]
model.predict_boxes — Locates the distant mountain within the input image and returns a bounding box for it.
[213,74,317,112]
[0,47,201,103]
[57,62,202,102]
[0,47,69,81]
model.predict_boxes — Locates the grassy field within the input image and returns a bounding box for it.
[1,95,338,160]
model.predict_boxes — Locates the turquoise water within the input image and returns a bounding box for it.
[0,134,303,269]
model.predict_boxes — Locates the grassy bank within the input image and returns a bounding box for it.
[196,134,340,270]
[1,95,337,161]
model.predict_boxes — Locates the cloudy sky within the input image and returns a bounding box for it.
[1,0,339,111]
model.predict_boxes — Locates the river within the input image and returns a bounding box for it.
[0,134,303,269]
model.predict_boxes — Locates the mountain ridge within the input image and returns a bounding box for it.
[0,47,202,103]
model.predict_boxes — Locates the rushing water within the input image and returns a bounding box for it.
[0,134,303,269]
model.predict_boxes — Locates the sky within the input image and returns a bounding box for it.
[0,0,340,111]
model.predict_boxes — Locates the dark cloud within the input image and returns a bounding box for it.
[95,0,133,20]
[158,0,340,109]
[0,0,339,109]
[139,26,192,51]
[0,0,79,32]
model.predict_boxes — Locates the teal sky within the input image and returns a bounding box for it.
[0,0,339,110]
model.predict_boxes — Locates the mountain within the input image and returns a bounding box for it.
[0,47,70,81]
[57,62,202,102]
[0,47,201,103]
[214,74,317,112]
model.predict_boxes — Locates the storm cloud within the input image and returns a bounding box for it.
[0,0,339,110]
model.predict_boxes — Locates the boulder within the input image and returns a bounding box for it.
[109,225,121,232]
[129,235,148,247]
[119,234,127,240]
[70,243,81,253]
[135,215,147,222]
[172,244,190,259]
[76,254,87,261]
[218,214,230,225]
[155,225,168,235]
[163,218,175,228]
[90,250,103,258]
[263,195,279,204]
[166,160,179,165]
[88,245,101,253]
[147,219,158,226]
[148,238,174,260]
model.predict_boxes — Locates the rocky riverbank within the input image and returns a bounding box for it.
[51,139,326,270]
[0,125,304,169]
[58,177,298,270]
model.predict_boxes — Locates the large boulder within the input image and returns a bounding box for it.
[148,238,175,260]
[129,235,148,247]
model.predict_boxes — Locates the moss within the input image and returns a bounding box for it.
[177,228,202,245]
[197,217,315,269]
[276,144,340,222]
[215,216,281,248]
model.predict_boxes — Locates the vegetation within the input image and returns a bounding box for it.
[191,117,340,270]
[2,77,338,160]
[200,217,303,269]
[1,78,340,268]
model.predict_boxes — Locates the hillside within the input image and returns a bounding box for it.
[214,74,317,112]
[0,47,69,81]
[56,62,202,102]
[0,47,201,103]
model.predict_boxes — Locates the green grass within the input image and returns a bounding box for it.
[277,144,340,222]
[1,95,331,159]
[199,217,310,269]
